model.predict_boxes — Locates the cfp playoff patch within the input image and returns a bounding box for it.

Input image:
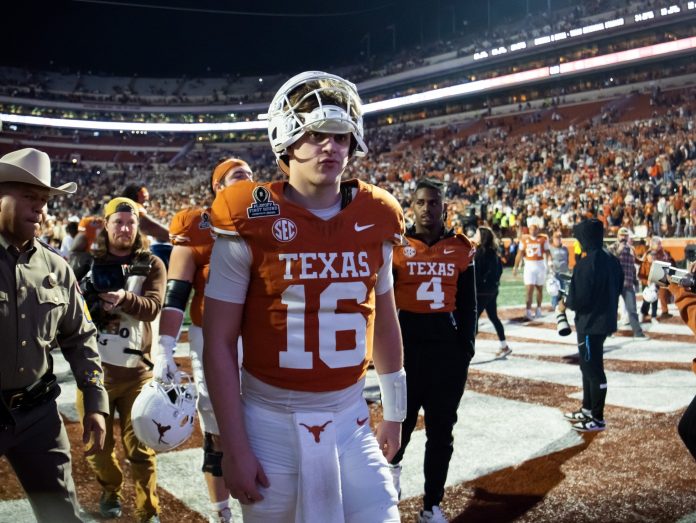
[199,211,211,229]
[247,186,280,218]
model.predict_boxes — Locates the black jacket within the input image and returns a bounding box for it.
[566,219,624,335]
[474,247,502,295]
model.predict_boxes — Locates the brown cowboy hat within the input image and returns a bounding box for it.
[0,148,77,195]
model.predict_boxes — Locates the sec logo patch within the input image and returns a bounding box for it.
[403,246,416,258]
[272,218,297,242]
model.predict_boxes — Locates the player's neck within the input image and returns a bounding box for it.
[413,223,444,245]
[284,180,341,210]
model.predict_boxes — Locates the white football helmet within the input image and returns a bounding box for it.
[131,374,198,452]
[267,71,368,174]
[642,284,658,304]
[546,277,561,297]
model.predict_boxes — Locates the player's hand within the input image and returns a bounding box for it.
[512,267,519,277]
[83,412,106,456]
[375,420,401,462]
[556,300,566,313]
[221,445,270,505]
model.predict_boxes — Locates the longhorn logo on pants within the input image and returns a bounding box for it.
[299,420,333,443]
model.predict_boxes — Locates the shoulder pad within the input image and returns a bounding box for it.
[359,181,405,244]
[169,207,210,245]
[453,233,473,248]
[210,180,262,236]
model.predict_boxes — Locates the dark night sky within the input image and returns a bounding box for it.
[3,0,559,78]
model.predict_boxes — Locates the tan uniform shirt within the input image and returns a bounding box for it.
[0,235,108,415]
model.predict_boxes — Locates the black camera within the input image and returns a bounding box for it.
[79,259,151,325]
[90,263,127,292]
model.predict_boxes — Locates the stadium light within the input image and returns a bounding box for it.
[0,113,268,132]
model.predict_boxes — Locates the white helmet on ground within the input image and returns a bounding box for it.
[131,374,198,452]
[267,70,368,174]
[642,284,658,304]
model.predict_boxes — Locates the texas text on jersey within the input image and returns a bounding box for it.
[169,207,214,327]
[520,234,549,261]
[393,233,474,313]
[211,179,404,392]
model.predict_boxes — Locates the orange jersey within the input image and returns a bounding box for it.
[393,233,474,313]
[169,207,214,327]
[520,234,549,261]
[671,283,696,374]
[211,179,404,392]
[78,215,105,249]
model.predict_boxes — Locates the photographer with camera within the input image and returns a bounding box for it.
[76,197,166,523]
[560,219,623,432]
[649,258,696,459]
[668,271,696,460]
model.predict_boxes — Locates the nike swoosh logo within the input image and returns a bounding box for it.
[354,223,375,232]
[357,417,368,426]
[444,249,456,254]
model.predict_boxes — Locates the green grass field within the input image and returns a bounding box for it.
[498,268,529,307]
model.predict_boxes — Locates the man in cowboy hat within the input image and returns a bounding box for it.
[0,147,108,522]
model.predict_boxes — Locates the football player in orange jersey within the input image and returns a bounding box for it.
[202,71,405,522]
[669,273,696,460]
[153,158,253,523]
[390,178,476,523]
[513,223,551,320]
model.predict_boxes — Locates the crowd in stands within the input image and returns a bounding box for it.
[36,87,696,268]
[0,0,662,108]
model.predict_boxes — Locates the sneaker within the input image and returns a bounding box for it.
[210,507,232,523]
[418,505,448,523]
[388,463,402,500]
[641,315,651,323]
[634,332,648,339]
[525,309,534,321]
[571,418,606,432]
[535,307,542,319]
[563,409,592,422]
[495,346,512,359]
[659,312,673,320]
[99,491,122,519]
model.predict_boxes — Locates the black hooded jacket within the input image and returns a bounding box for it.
[565,219,624,335]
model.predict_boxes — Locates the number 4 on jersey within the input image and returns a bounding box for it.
[417,277,445,309]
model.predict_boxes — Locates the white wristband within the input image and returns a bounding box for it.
[378,368,407,422]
